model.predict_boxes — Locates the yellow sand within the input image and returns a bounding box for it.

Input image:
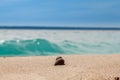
[0,54,120,80]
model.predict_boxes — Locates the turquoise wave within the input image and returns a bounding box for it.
[0,38,120,56]
[0,39,64,56]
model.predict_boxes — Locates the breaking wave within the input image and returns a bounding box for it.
[0,38,120,56]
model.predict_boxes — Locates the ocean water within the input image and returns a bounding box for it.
[0,29,120,56]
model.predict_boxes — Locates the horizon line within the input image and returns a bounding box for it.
[0,25,120,27]
[0,26,120,30]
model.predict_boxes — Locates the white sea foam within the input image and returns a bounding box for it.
[0,30,120,56]
[0,30,120,43]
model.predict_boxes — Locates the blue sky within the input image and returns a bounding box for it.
[0,0,120,27]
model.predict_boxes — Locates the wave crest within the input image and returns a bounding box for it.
[0,39,64,56]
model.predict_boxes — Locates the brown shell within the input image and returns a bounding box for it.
[54,58,65,66]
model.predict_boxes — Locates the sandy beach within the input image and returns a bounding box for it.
[0,54,120,80]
